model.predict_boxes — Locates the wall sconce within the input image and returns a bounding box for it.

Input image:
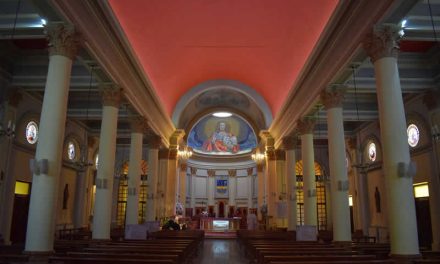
[0,120,15,139]
[177,146,193,161]
[251,153,265,164]
[29,159,49,175]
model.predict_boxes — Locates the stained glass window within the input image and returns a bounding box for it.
[26,121,38,144]
[368,142,376,162]
[67,142,76,160]
[407,124,420,147]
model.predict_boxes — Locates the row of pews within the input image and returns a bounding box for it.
[237,230,440,264]
[49,230,204,264]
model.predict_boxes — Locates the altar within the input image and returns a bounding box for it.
[200,217,241,231]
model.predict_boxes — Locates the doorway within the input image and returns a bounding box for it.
[415,197,432,248]
[218,202,225,218]
[10,181,31,244]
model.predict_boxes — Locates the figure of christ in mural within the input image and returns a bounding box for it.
[202,121,240,153]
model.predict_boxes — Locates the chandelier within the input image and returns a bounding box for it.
[251,153,265,164]
[178,146,193,160]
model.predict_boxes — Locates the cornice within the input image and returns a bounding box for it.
[50,0,175,147]
[268,0,398,149]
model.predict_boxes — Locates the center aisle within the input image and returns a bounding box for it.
[193,239,244,264]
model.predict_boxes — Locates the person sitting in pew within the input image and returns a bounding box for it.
[162,218,181,230]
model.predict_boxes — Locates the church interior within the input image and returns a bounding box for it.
[1,0,440,263]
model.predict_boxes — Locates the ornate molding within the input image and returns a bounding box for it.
[207,169,216,177]
[99,84,122,108]
[265,149,275,161]
[168,148,178,160]
[363,24,400,63]
[282,136,297,150]
[297,118,316,135]
[190,167,197,175]
[180,163,187,172]
[247,167,254,176]
[228,169,237,177]
[321,87,345,110]
[129,115,149,133]
[45,23,80,60]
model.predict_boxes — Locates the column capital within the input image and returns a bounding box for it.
[297,118,316,135]
[190,167,197,175]
[259,130,275,151]
[363,24,400,63]
[275,149,286,161]
[282,136,297,150]
[180,163,187,172]
[247,167,254,176]
[147,135,162,149]
[228,169,237,177]
[158,148,169,159]
[207,169,216,177]
[265,149,275,160]
[45,23,80,60]
[321,86,345,109]
[129,115,149,133]
[169,148,178,160]
[99,84,122,108]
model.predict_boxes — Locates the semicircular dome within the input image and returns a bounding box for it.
[188,113,257,156]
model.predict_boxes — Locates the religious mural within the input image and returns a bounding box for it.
[187,114,257,155]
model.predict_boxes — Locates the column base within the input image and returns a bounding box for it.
[390,254,421,264]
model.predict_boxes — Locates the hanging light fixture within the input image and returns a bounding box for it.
[177,146,193,160]
[251,151,265,164]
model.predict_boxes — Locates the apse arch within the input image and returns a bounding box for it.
[172,80,273,128]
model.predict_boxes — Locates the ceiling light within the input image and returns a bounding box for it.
[212,112,232,118]
[41,18,47,26]
[401,19,407,28]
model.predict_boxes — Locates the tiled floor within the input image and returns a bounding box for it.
[193,239,247,264]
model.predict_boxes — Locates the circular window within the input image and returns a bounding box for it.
[368,142,376,162]
[67,141,76,160]
[25,121,39,144]
[407,124,420,147]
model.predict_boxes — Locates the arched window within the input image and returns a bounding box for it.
[295,160,327,230]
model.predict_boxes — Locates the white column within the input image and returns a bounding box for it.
[73,170,87,228]
[25,23,78,252]
[322,89,351,242]
[364,24,419,256]
[146,137,160,221]
[190,167,196,213]
[166,150,178,216]
[256,164,265,220]
[228,170,237,209]
[423,89,440,251]
[247,168,253,209]
[92,85,121,240]
[283,137,297,231]
[125,117,146,225]
[208,170,215,209]
[298,118,317,227]
[179,163,187,208]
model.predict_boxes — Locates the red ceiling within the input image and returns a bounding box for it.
[109,0,338,117]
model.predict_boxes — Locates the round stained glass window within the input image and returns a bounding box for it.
[368,142,376,162]
[67,142,76,160]
[26,121,38,144]
[407,124,420,147]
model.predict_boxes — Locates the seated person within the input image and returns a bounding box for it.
[162,218,181,230]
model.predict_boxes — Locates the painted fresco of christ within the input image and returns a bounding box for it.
[202,121,240,153]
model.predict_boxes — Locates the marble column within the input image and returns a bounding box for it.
[298,118,317,227]
[228,169,237,211]
[322,89,351,242]
[256,163,265,220]
[146,136,160,221]
[25,23,79,252]
[275,149,286,227]
[364,24,419,256]
[423,89,440,251]
[283,137,297,231]
[190,167,197,213]
[179,163,187,209]
[125,117,147,226]
[247,168,254,209]
[73,170,87,228]
[166,148,178,216]
[92,85,121,240]
[260,131,276,226]
[207,170,215,211]
[156,149,168,218]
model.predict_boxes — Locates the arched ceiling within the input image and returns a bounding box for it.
[107,0,339,117]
